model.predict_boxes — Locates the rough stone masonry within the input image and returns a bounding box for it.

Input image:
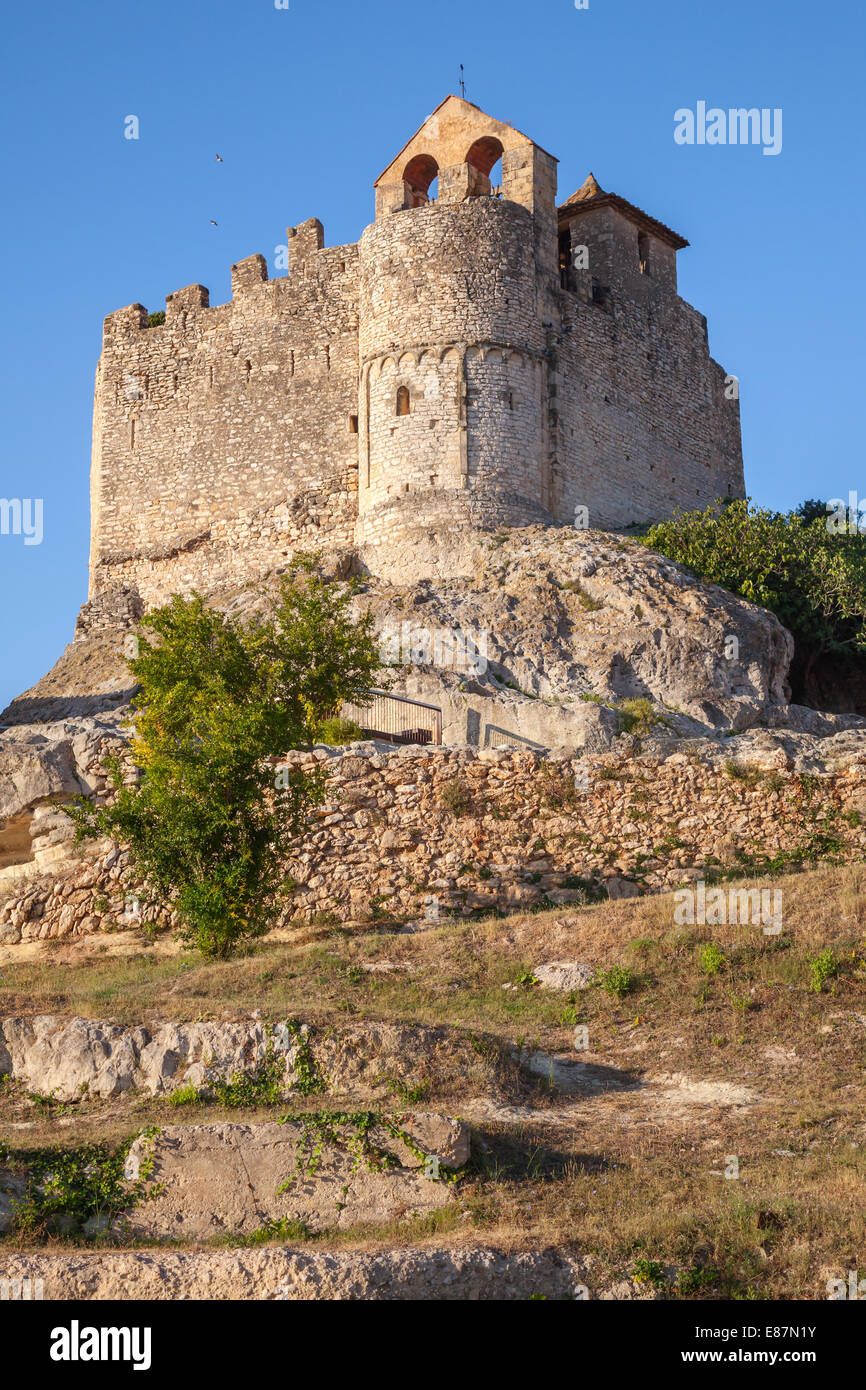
[84,94,744,624]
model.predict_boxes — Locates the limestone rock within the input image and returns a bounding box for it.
[120,1119,468,1239]
[533,962,594,991]
[0,1245,587,1300]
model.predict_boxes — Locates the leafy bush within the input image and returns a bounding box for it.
[631,1258,666,1289]
[4,1132,159,1239]
[146,311,166,328]
[643,499,866,698]
[65,556,381,959]
[315,716,365,745]
[595,964,633,998]
[167,1084,200,1108]
[699,942,726,976]
[807,948,838,994]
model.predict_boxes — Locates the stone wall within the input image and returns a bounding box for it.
[90,233,360,610]
[3,739,865,946]
[555,202,744,529]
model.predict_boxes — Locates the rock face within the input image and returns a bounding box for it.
[119,1119,468,1239]
[0,634,135,727]
[0,717,128,892]
[355,527,795,739]
[0,1245,587,1300]
[0,1015,503,1105]
[4,529,796,750]
[533,962,594,992]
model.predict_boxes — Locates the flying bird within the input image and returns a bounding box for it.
[210,219,218,226]
[216,153,223,162]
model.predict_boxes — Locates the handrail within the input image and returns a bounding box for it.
[341,689,443,746]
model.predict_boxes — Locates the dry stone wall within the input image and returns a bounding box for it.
[3,737,866,946]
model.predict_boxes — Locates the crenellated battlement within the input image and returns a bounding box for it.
[88,95,744,608]
[100,223,359,353]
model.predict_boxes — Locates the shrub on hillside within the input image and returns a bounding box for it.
[66,556,380,959]
[643,499,866,691]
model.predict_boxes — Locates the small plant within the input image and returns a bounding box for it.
[723,759,764,786]
[3,1130,160,1240]
[512,969,539,988]
[615,698,666,738]
[316,716,365,745]
[167,1083,200,1108]
[381,1075,430,1105]
[631,1258,666,1289]
[208,1045,292,1108]
[676,1264,721,1298]
[311,908,340,927]
[439,778,472,817]
[596,964,633,999]
[699,942,726,976]
[242,1215,314,1245]
[146,310,165,328]
[562,579,603,611]
[561,874,607,903]
[807,947,838,994]
[286,1021,328,1097]
[728,991,752,1013]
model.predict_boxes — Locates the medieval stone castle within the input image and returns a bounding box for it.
[82,96,744,629]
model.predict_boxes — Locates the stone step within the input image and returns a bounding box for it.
[0,1014,495,1104]
[0,1244,586,1301]
[2,1116,471,1242]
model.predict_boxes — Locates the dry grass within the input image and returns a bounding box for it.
[2,861,865,1297]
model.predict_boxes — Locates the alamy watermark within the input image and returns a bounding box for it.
[379,622,487,676]
[0,498,43,546]
[825,493,866,535]
[1,1277,43,1300]
[673,879,782,935]
[674,103,782,157]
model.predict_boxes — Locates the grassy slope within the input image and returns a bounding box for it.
[2,862,865,1298]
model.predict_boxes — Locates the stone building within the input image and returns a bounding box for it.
[84,95,743,616]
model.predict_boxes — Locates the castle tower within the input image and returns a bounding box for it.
[354,96,561,575]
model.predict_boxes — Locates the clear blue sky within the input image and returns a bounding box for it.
[1,0,863,713]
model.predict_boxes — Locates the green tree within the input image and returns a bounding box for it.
[642,499,866,696]
[793,498,829,526]
[67,557,380,958]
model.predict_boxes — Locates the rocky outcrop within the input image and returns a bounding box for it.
[353,527,796,738]
[116,1118,469,1239]
[4,529,799,744]
[0,1015,509,1104]
[0,634,135,727]
[0,717,129,896]
[0,1245,589,1300]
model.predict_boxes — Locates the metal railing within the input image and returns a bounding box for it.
[484,724,545,750]
[341,690,443,746]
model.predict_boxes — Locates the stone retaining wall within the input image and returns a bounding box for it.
[3,738,865,945]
